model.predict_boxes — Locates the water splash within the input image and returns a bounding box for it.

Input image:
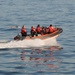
[0,37,60,49]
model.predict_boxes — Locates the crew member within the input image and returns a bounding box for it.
[21,25,27,37]
[30,26,37,37]
[36,24,42,34]
[45,27,50,34]
[49,24,56,33]
[41,26,46,35]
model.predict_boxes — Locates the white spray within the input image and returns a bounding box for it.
[0,37,59,49]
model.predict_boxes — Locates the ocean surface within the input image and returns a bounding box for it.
[0,0,75,75]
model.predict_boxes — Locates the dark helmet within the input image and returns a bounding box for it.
[50,24,52,27]
[37,24,40,27]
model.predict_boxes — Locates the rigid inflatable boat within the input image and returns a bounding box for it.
[14,28,63,40]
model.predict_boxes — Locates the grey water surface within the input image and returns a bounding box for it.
[0,0,75,75]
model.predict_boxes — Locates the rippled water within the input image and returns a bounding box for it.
[0,0,75,75]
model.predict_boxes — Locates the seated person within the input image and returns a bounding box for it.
[21,25,27,37]
[36,24,42,34]
[30,26,37,37]
[41,26,46,35]
[49,24,56,33]
[45,27,50,34]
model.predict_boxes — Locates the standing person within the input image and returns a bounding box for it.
[36,24,42,34]
[49,24,56,33]
[21,25,27,37]
[30,26,37,37]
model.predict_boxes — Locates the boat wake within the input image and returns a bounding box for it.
[0,38,60,49]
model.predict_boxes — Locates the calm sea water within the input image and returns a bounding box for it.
[0,0,75,75]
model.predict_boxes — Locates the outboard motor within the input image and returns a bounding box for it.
[14,34,21,40]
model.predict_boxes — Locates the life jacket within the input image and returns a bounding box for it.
[49,27,54,33]
[36,27,42,32]
[31,27,36,32]
[21,27,26,33]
